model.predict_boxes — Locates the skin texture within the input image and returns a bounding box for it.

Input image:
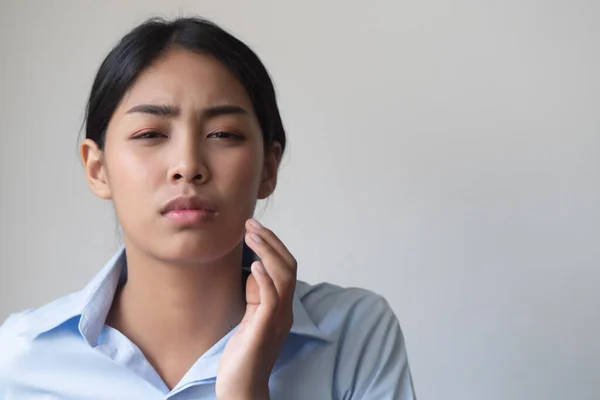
[80,48,295,399]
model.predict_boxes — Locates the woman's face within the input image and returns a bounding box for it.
[82,48,280,264]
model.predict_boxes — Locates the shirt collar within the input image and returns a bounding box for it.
[25,246,331,344]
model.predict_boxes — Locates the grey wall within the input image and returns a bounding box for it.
[1,1,599,399]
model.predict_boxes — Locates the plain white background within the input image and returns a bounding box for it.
[1,1,599,399]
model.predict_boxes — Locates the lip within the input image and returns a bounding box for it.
[163,209,215,225]
[160,195,217,226]
[161,195,217,214]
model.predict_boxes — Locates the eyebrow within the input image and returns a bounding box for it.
[126,104,178,116]
[203,104,249,118]
[125,104,249,119]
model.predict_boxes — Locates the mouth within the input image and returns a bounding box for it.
[161,196,217,226]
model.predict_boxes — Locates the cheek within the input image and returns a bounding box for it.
[215,149,262,192]
[112,149,157,183]
[104,147,163,215]
[211,148,263,217]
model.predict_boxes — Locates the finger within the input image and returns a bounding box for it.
[245,232,296,300]
[245,271,260,307]
[239,273,259,333]
[246,219,296,269]
[250,261,279,323]
[245,219,297,272]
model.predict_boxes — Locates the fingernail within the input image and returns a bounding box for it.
[253,261,266,274]
[249,233,263,243]
[249,219,262,230]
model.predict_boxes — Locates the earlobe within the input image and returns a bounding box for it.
[80,138,112,200]
[258,181,274,200]
[258,142,282,200]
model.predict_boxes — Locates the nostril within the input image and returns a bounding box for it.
[173,173,183,180]
[193,174,203,181]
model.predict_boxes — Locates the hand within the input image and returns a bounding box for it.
[216,219,297,400]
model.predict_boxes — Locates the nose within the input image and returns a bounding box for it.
[167,133,209,185]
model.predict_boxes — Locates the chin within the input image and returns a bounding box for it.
[150,232,241,265]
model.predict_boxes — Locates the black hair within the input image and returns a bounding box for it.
[84,16,286,154]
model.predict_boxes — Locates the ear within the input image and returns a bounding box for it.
[258,141,282,200]
[80,138,112,200]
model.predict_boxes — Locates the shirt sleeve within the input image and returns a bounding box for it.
[338,293,417,400]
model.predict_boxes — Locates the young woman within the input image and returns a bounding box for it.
[0,17,416,399]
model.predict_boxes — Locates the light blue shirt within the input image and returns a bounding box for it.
[0,247,416,399]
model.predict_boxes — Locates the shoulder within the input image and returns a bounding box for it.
[296,280,398,322]
[297,280,391,306]
[296,281,416,399]
[0,291,82,355]
[296,280,401,340]
[0,293,81,384]
[0,309,35,342]
[1,292,81,338]
[0,310,34,387]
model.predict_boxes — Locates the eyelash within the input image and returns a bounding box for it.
[133,131,242,140]
[133,131,166,139]
[207,131,242,140]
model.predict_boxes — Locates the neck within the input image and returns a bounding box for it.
[107,239,246,360]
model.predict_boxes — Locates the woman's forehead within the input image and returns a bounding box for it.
[117,49,253,112]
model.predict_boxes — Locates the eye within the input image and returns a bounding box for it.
[133,131,167,139]
[207,131,242,140]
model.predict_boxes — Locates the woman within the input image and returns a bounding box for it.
[0,17,416,399]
